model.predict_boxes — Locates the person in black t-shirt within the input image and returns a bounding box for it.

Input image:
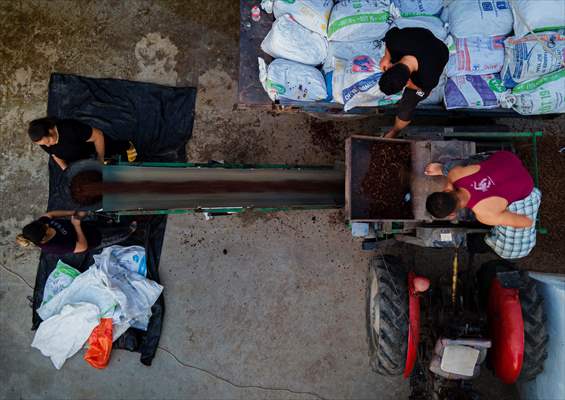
[28,118,136,170]
[16,211,137,255]
[378,27,449,138]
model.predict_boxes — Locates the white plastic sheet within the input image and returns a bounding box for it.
[327,0,391,42]
[258,57,327,101]
[32,303,100,369]
[93,245,147,277]
[447,0,513,38]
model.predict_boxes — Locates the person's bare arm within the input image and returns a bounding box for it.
[71,216,88,253]
[87,128,105,163]
[44,210,76,218]
[384,117,411,138]
[477,210,533,228]
[52,154,68,171]
[379,48,392,71]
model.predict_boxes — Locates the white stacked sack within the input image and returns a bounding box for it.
[389,0,447,41]
[447,0,513,38]
[444,74,507,109]
[259,58,327,101]
[447,36,506,77]
[509,0,565,38]
[501,69,565,115]
[327,0,391,42]
[261,14,328,65]
[261,0,334,36]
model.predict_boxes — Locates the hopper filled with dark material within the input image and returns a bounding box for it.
[346,136,413,221]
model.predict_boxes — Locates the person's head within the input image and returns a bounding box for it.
[379,63,410,95]
[16,220,48,247]
[28,117,57,146]
[426,191,458,219]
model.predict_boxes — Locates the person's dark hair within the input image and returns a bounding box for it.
[426,192,458,218]
[379,63,410,95]
[21,220,48,245]
[28,117,57,142]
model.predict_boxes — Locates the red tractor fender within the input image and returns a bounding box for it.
[488,278,524,384]
[404,273,429,378]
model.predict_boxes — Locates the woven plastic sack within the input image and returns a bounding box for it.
[323,39,385,72]
[391,0,443,16]
[447,36,506,77]
[341,55,402,111]
[447,0,513,38]
[421,74,447,105]
[500,69,565,115]
[261,14,328,66]
[262,0,334,37]
[84,318,113,369]
[444,74,506,109]
[258,57,327,101]
[502,32,565,87]
[392,15,448,40]
[510,0,565,38]
[327,0,391,42]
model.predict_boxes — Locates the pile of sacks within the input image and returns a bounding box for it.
[31,246,163,369]
[258,0,565,115]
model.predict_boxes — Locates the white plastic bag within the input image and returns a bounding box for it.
[258,57,327,101]
[444,74,506,109]
[510,0,565,38]
[392,15,448,40]
[447,36,506,77]
[323,39,385,72]
[261,14,328,66]
[93,245,147,276]
[38,268,117,322]
[392,0,443,16]
[42,261,81,306]
[500,69,565,115]
[32,303,100,369]
[447,0,513,38]
[262,0,334,37]
[502,32,565,87]
[327,0,391,42]
[341,54,402,111]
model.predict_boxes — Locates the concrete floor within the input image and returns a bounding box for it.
[0,1,562,399]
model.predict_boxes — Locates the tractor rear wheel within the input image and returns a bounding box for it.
[366,255,408,375]
[519,278,548,381]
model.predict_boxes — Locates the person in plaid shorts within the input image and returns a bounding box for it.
[424,151,540,259]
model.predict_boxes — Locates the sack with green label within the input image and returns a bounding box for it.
[261,0,334,37]
[258,57,327,101]
[510,0,565,38]
[500,69,565,115]
[42,260,81,306]
[444,74,506,109]
[327,0,391,42]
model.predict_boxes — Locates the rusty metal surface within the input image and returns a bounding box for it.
[238,0,272,107]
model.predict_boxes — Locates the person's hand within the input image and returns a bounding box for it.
[383,128,398,139]
[379,57,391,72]
[74,211,88,220]
[425,163,443,176]
[71,215,82,226]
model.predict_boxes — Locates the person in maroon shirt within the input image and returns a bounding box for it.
[425,151,535,228]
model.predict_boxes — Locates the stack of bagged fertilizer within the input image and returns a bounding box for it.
[257,0,565,115]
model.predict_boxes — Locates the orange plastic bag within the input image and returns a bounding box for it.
[84,318,113,369]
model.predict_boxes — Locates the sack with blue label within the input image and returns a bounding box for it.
[447,0,513,38]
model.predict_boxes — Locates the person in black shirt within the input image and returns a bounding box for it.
[28,118,136,170]
[16,211,137,255]
[378,27,449,138]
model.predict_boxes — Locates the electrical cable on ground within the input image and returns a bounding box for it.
[0,264,34,290]
[157,346,327,400]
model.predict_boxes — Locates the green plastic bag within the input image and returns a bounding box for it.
[42,261,81,306]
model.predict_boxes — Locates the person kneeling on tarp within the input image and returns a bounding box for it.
[16,211,136,255]
[28,118,137,170]
[424,151,541,259]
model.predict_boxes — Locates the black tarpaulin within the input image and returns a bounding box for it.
[31,73,196,366]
